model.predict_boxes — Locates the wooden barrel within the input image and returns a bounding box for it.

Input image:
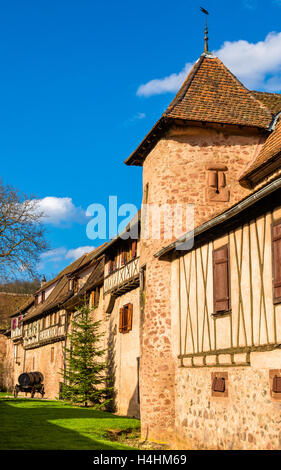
[18,372,43,387]
[33,372,44,384]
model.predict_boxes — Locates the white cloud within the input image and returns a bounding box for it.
[214,32,281,91]
[36,196,87,226]
[137,31,281,96]
[40,247,67,262]
[38,245,96,273]
[136,63,193,97]
[65,246,95,260]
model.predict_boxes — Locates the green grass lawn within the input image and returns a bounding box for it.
[0,397,140,450]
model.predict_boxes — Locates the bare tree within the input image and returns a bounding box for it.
[0,180,47,281]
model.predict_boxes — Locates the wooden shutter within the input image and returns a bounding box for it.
[108,259,113,274]
[119,307,124,333]
[213,244,230,313]
[121,249,125,265]
[91,290,95,307]
[132,241,137,259]
[127,303,133,331]
[273,223,281,302]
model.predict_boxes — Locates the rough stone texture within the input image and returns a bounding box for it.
[174,365,281,450]
[140,125,264,443]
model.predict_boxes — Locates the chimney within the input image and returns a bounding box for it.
[41,275,46,287]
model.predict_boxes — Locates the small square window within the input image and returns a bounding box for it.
[269,370,281,401]
[211,372,228,398]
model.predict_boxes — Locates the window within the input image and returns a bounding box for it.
[14,344,19,362]
[213,245,231,314]
[121,241,137,266]
[272,222,281,303]
[119,303,133,333]
[41,291,45,303]
[35,295,39,306]
[206,165,229,202]
[269,370,281,401]
[73,277,79,293]
[91,287,100,308]
[59,315,65,327]
[211,372,228,398]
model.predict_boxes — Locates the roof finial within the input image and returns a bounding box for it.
[200,7,209,53]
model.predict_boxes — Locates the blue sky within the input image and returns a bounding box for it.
[2,0,281,278]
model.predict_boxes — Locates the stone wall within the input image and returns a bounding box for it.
[174,355,281,450]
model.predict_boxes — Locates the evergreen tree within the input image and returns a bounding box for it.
[61,301,112,408]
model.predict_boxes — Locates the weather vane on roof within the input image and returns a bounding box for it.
[200,7,209,53]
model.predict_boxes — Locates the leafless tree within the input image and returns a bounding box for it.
[0,180,47,281]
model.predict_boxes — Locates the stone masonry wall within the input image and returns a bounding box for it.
[174,360,281,450]
[140,125,265,443]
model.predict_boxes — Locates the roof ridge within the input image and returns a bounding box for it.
[164,55,205,117]
[251,90,281,97]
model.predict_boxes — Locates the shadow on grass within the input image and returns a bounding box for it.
[0,398,139,450]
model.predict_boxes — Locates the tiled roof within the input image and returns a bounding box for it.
[36,245,106,293]
[125,54,280,166]
[23,276,71,322]
[165,55,273,127]
[63,257,104,310]
[239,117,281,186]
[251,91,281,115]
[21,246,107,321]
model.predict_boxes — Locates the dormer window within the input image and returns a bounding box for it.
[206,164,229,202]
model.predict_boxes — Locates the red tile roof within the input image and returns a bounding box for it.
[251,91,281,115]
[165,55,273,126]
[125,54,281,166]
[239,117,281,186]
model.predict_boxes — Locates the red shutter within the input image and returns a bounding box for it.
[91,291,95,307]
[213,245,230,313]
[272,223,281,301]
[119,308,124,333]
[132,241,137,259]
[127,303,133,331]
